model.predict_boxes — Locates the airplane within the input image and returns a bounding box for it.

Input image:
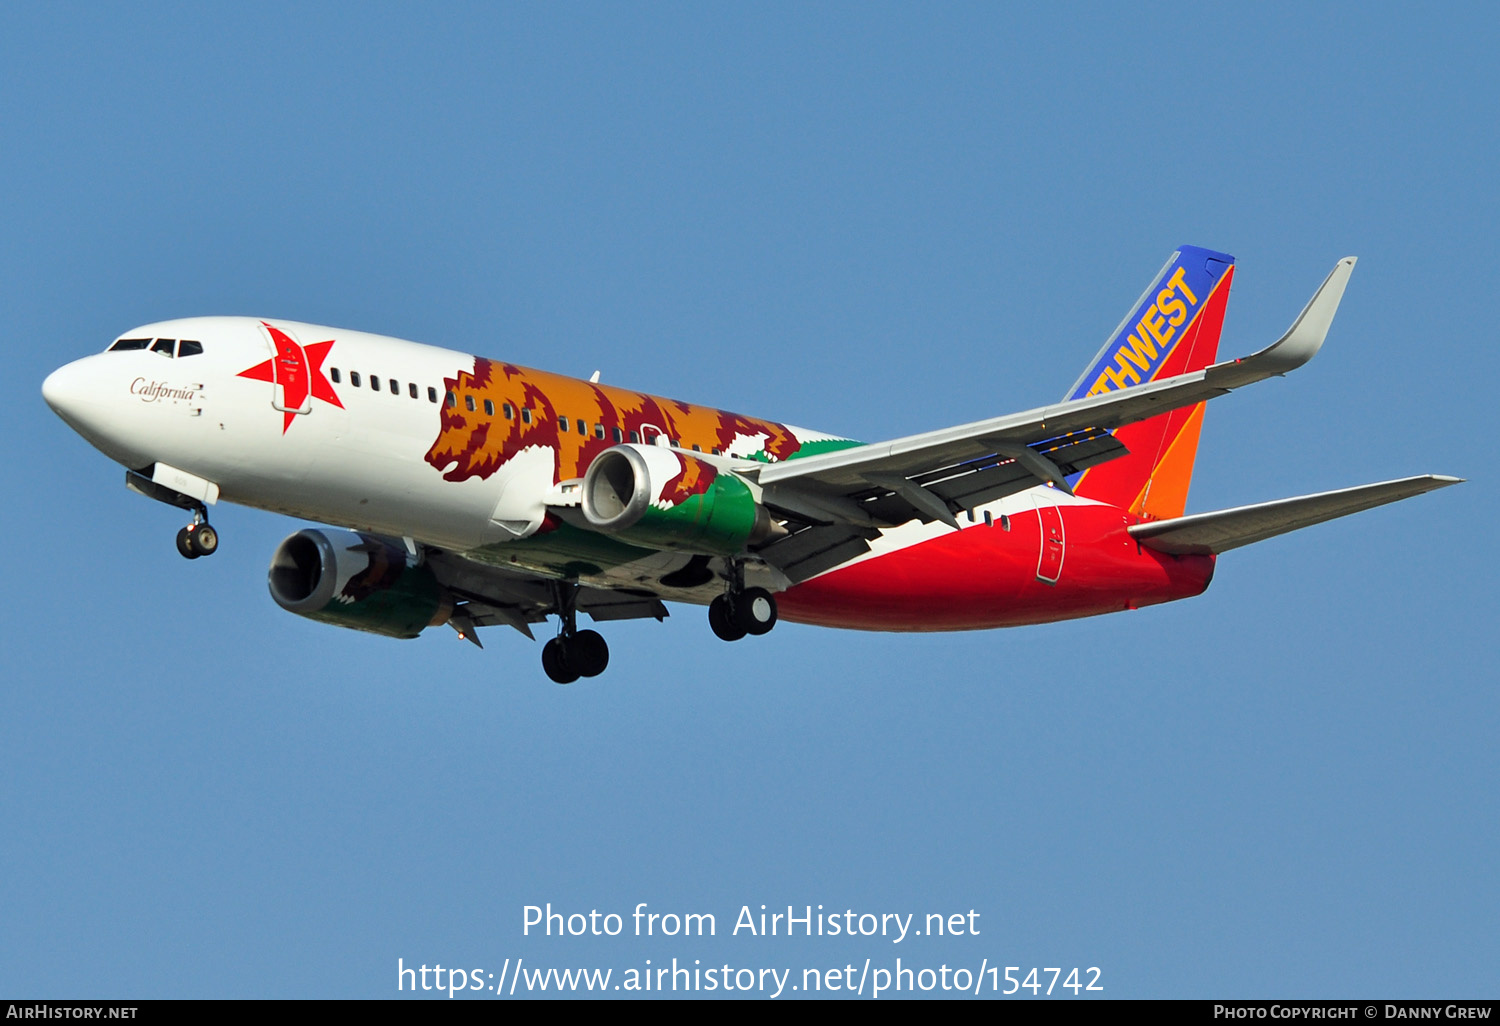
[41,246,1460,683]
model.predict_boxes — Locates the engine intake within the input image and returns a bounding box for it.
[268,529,452,639]
[581,444,775,554]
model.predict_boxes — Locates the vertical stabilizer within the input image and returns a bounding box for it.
[1063,245,1235,520]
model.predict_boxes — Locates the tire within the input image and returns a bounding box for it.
[176,526,200,559]
[541,637,579,684]
[708,595,746,642]
[570,630,610,678]
[190,524,218,556]
[737,587,778,636]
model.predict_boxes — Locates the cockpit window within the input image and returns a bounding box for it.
[108,338,151,352]
[177,340,203,357]
[151,338,176,357]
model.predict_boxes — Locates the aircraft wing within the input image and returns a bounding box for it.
[428,551,669,645]
[1126,475,1462,555]
[745,258,1356,581]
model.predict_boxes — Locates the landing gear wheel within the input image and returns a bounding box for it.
[542,637,579,685]
[569,629,610,678]
[176,526,200,559]
[709,595,747,642]
[542,582,612,683]
[190,523,218,556]
[736,587,778,636]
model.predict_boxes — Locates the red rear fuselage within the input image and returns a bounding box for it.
[779,500,1215,631]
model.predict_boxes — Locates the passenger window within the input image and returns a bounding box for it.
[177,340,203,357]
[371,375,381,391]
[502,403,513,419]
[445,390,455,408]
[595,424,606,440]
[559,416,569,433]
[691,444,701,452]
[629,430,640,443]
[352,372,363,387]
[612,428,623,443]
[109,338,150,351]
[712,448,721,455]
[521,408,532,424]
[465,395,475,412]
[389,379,399,395]
[484,399,495,416]
[428,387,438,403]
[408,382,418,399]
[152,338,175,357]
[330,368,341,384]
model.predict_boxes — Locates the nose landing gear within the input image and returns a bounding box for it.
[175,506,218,559]
[541,583,610,684]
[123,470,221,561]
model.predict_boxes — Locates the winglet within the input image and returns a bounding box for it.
[1261,255,1357,373]
[1210,257,1356,386]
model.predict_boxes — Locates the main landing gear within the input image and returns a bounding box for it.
[708,561,778,642]
[175,505,218,560]
[541,583,609,684]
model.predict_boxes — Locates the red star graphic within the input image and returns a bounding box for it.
[238,323,344,433]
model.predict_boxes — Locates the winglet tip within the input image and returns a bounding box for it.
[1278,254,1359,361]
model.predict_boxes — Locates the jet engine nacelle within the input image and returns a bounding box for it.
[268,529,453,639]
[581,444,776,555]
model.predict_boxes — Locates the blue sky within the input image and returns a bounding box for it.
[3,2,1495,999]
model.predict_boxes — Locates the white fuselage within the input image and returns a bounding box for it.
[49,317,575,551]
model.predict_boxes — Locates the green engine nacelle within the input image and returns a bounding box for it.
[581,444,774,555]
[268,529,453,639]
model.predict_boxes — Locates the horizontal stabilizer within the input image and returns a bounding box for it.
[1128,475,1462,555]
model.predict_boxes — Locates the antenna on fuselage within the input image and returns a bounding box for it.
[589,371,601,383]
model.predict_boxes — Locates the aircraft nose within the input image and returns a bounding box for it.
[43,354,153,466]
[41,360,87,418]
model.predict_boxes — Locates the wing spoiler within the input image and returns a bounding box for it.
[1127,475,1463,555]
